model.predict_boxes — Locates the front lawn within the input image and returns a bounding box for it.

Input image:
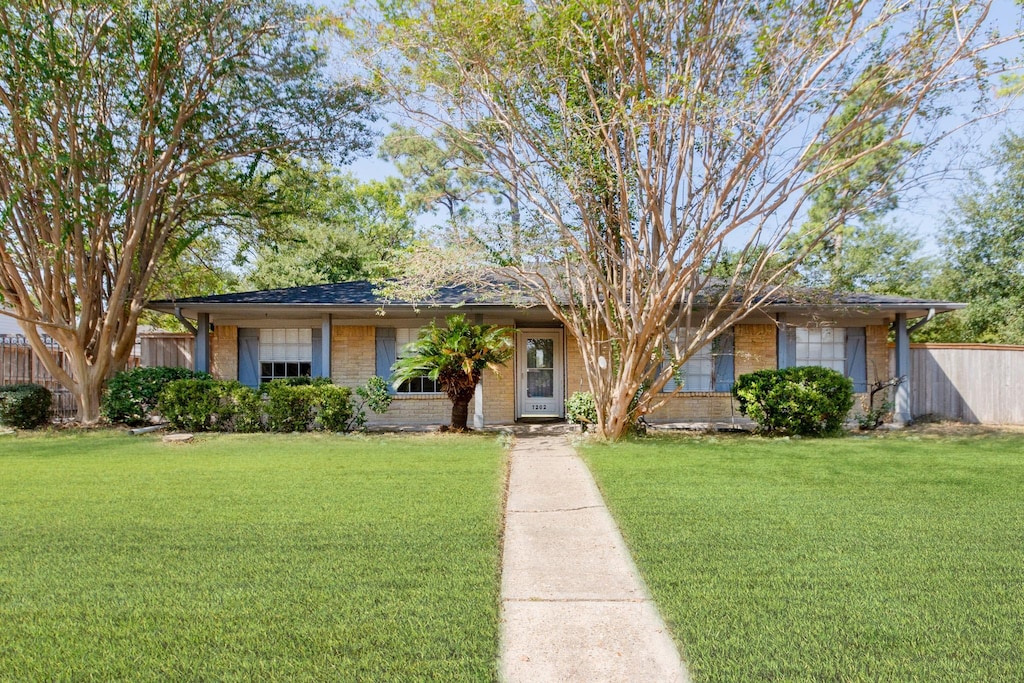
[584,432,1024,682]
[0,431,505,681]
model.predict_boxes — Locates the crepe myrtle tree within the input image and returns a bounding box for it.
[0,0,374,423]
[390,315,513,431]
[366,0,1020,439]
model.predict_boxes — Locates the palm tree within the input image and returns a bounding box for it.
[391,314,513,431]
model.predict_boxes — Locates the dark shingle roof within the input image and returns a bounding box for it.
[149,279,963,314]
[149,281,498,308]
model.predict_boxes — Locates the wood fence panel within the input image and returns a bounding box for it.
[140,334,193,369]
[909,344,1024,425]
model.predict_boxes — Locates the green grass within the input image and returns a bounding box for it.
[584,432,1024,682]
[0,430,506,682]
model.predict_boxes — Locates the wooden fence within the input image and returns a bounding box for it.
[139,333,193,369]
[0,334,79,419]
[905,344,1024,425]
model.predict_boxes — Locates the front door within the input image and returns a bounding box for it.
[517,330,564,419]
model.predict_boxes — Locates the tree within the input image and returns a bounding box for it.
[367,0,1015,439]
[784,74,926,292]
[926,133,1024,343]
[0,0,374,422]
[390,315,513,431]
[791,218,935,295]
[380,124,519,243]
[244,170,415,289]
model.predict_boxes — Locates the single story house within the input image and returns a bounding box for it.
[148,282,963,426]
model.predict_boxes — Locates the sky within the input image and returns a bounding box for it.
[332,0,1024,257]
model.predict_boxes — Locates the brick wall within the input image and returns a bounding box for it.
[331,325,375,387]
[734,323,777,376]
[647,393,738,421]
[564,335,589,397]
[210,325,237,381]
[866,324,889,385]
[482,362,516,424]
[372,395,452,425]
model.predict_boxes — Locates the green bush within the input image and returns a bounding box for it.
[732,366,854,437]
[0,383,52,429]
[350,376,393,431]
[158,379,223,432]
[565,391,597,428]
[264,381,319,433]
[312,384,355,432]
[225,383,264,433]
[103,366,210,426]
[157,377,369,434]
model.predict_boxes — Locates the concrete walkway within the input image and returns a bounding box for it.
[500,429,689,682]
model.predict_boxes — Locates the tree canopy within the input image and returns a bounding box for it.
[926,133,1024,344]
[243,168,416,289]
[0,0,374,422]
[367,0,1018,439]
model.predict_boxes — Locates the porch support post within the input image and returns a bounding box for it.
[894,312,912,426]
[473,313,485,429]
[473,382,484,430]
[321,314,332,380]
[195,312,210,374]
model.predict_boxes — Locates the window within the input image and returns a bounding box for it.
[779,324,867,392]
[259,328,312,384]
[662,329,734,392]
[384,328,442,394]
[795,327,846,373]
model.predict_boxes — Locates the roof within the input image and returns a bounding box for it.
[148,279,965,321]
[150,281,493,308]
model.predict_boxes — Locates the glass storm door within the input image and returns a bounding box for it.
[518,330,564,418]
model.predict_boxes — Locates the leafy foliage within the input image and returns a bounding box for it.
[159,379,229,433]
[0,384,52,429]
[158,377,387,434]
[102,366,211,426]
[244,170,415,289]
[732,367,854,437]
[0,0,374,422]
[391,315,513,431]
[367,0,1005,439]
[924,134,1024,344]
[565,391,598,428]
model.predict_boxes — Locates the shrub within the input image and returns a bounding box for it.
[103,366,210,426]
[264,380,319,433]
[0,383,52,429]
[159,379,223,432]
[312,384,355,432]
[350,376,393,431]
[225,383,264,433]
[565,391,597,429]
[732,366,854,437]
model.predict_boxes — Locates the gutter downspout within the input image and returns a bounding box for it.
[907,307,936,335]
[174,306,198,336]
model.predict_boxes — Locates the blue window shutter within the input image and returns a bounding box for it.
[375,328,397,391]
[238,328,260,388]
[311,327,323,378]
[714,328,735,391]
[778,324,796,368]
[845,327,867,392]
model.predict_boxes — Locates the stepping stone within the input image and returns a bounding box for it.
[163,432,194,444]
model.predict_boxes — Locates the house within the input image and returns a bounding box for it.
[0,308,25,338]
[148,282,963,426]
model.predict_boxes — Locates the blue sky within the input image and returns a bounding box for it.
[333,0,1024,256]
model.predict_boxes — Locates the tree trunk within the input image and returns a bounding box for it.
[76,378,104,425]
[450,398,471,431]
